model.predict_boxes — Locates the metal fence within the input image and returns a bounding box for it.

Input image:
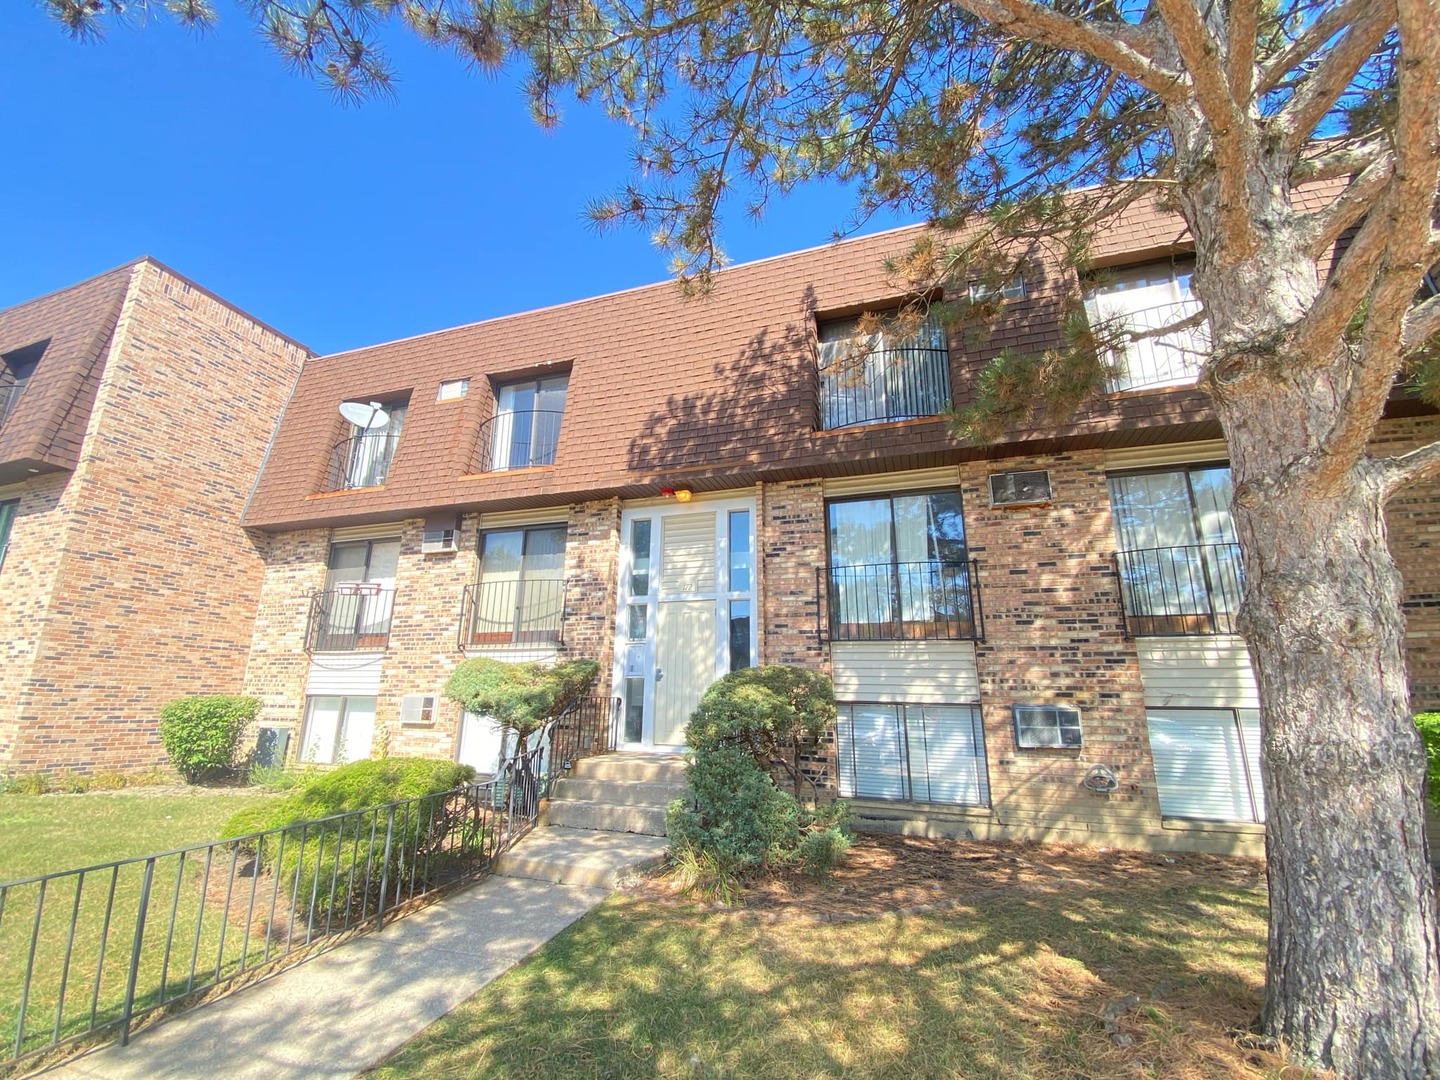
[1114,542,1243,637]
[0,748,545,1072]
[475,411,565,472]
[821,559,984,642]
[458,578,566,649]
[306,586,397,653]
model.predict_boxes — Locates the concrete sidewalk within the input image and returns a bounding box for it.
[48,875,608,1080]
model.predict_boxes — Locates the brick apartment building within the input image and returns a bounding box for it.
[0,260,310,773]
[236,199,1440,856]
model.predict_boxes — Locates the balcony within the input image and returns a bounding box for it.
[823,559,984,642]
[306,585,396,652]
[476,411,564,472]
[817,339,951,430]
[1106,298,1210,392]
[324,432,401,491]
[1114,542,1242,637]
[459,577,566,648]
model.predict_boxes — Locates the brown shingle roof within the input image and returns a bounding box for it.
[0,262,137,485]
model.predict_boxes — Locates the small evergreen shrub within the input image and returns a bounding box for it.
[667,666,851,901]
[222,757,480,920]
[444,657,599,750]
[1415,713,1440,808]
[158,695,260,783]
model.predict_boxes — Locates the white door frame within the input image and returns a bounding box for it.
[613,494,758,751]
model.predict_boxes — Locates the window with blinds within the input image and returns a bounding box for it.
[835,703,989,806]
[816,310,951,430]
[1146,708,1265,822]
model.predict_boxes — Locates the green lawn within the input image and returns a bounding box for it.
[0,791,274,882]
[0,790,280,1065]
[368,867,1284,1080]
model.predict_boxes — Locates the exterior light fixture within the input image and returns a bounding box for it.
[659,487,693,502]
[674,489,693,503]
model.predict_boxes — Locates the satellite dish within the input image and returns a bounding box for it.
[339,401,390,429]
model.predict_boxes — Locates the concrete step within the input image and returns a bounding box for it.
[494,827,670,889]
[550,777,688,806]
[540,799,668,836]
[570,753,688,784]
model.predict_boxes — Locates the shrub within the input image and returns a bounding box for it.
[795,826,851,878]
[666,744,800,875]
[222,757,480,922]
[686,665,836,797]
[444,658,599,751]
[1415,713,1440,809]
[158,695,260,783]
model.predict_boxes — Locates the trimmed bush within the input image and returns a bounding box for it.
[686,665,836,797]
[668,665,850,899]
[444,658,599,750]
[1415,713,1440,809]
[158,695,260,783]
[221,757,480,921]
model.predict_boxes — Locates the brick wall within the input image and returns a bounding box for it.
[758,480,828,670]
[1,262,307,773]
[558,499,622,682]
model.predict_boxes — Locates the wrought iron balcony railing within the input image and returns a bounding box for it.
[1104,298,1211,392]
[822,559,984,642]
[323,432,402,492]
[817,340,952,430]
[458,577,566,648]
[1114,542,1243,637]
[306,585,396,653]
[475,410,565,472]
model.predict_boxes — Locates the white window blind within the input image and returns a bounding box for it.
[1146,708,1264,822]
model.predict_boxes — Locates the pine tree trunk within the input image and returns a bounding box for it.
[1216,390,1440,1077]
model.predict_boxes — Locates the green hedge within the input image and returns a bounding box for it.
[1415,713,1440,809]
[158,694,260,783]
[222,758,480,920]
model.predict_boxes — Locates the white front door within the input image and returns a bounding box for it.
[615,497,756,750]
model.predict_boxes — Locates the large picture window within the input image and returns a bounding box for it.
[835,703,989,806]
[465,524,566,645]
[330,402,407,490]
[300,696,376,765]
[817,310,951,429]
[487,375,568,470]
[1083,260,1210,392]
[826,490,977,641]
[308,537,400,652]
[1147,708,1264,822]
[1109,464,1241,636]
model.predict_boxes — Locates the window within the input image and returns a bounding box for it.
[0,499,18,573]
[437,379,469,401]
[835,703,989,806]
[0,342,43,431]
[817,310,951,429]
[308,537,400,652]
[967,277,1025,302]
[1012,704,1083,748]
[486,375,567,470]
[1083,259,1209,392]
[300,696,376,765]
[329,401,407,490]
[464,524,566,645]
[826,490,978,641]
[1110,465,1241,636]
[1147,708,1264,822]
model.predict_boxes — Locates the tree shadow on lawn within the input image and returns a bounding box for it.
[367,877,1293,1080]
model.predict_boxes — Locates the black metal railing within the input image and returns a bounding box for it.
[475,410,565,472]
[323,432,402,492]
[458,578,565,649]
[537,695,619,796]
[1104,298,1210,392]
[307,586,397,653]
[1114,542,1243,637]
[817,339,951,430]
[822,559,984,642]
[0,751,544,1071]
[0,382,23,430]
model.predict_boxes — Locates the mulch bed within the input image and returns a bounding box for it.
[633,832,1267,920]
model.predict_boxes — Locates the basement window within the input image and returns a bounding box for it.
[1012,704,1083,749]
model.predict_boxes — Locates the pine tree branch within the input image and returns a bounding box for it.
[1289,132,1390,184]
[1273,1,1393,151]
[1226,0,1260,107]
[1379,439,1440,496]
[1300,148,1395,257]
[1256,0,1374,96]
[948,0,1185,102]
[1402,293,1440,355]
[1152,0,1255,254]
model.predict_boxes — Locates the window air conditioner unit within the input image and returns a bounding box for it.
[989,469,1053,508]
[400,694,437,726]
[421,528,458,554]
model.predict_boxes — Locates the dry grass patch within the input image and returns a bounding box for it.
[369,835,1324,1079]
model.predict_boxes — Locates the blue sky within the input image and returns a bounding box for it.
[1,3,913,355]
